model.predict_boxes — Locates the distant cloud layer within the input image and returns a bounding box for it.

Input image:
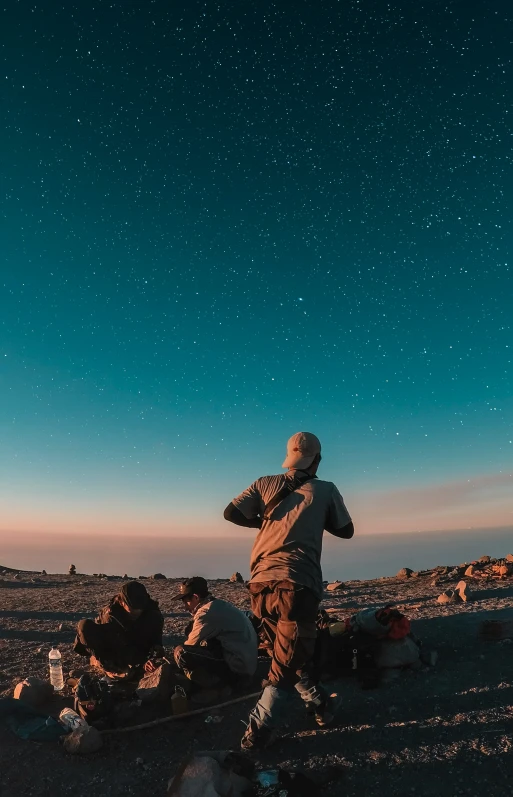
[353,472,513,533]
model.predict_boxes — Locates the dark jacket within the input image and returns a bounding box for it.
[94,595,164,671]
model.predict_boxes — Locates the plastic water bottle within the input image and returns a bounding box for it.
[59,707,88,732]
[49,646,64,691]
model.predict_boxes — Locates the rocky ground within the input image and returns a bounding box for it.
[1,560,513,796]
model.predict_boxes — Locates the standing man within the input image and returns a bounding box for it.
[223,432,354,750]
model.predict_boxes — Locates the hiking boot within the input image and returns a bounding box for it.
[240,723,277,752]
[314,692,343,728]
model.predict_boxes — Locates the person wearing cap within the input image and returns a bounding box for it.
[73,580,164,679]
[171,576,258,692]
[223,431,354,750]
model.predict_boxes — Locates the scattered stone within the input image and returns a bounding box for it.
[479,555,491,564]
[14,677,54,707]
[464,565,475,577]
[326,581,345,591]
[506,554,513,563]
[456,580,471,601]
[69,564,77,575]
[151,573,167,580]
[479,619,513,641]
[41,570,47,575]
[13,574,22,580]
[63,726,103,755]
[411,571,420,578]
[396,568,413,579]
[136,663,172,704]
[448,569,461,578]
[229,572,244,583]
[497,564,512,578]
[123,574,129,580]
[135,757,145,766]
[437,590,459,604]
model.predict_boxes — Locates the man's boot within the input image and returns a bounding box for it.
[241,684,292,751]
[295,678,342,728]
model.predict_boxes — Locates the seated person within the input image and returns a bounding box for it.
[172,576,258,691]
[74,580,164,679]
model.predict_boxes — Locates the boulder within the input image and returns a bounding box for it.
[63,726,103,755]
[497,564,512,578]
[396,568,413,579]
[229,572,244,583]
[167,751,253,797]
[151,573,167,580]
[68,564,76,575]
[13,677,54,707]
[326,581,345,591]
[136,663,172,704]
[479,555,491,564]
[464,565,475,577]
[437,590,459,604]
[456,580,471,601]
[506,554,513,563]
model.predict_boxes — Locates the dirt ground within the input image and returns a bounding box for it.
[1,563,513,796]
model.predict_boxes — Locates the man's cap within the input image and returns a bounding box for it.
[282,431,321,470]
[120,580,151,610]
[171,576,209,602]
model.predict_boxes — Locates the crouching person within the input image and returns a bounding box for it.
[74,580,164,679]
[171,577,258,696]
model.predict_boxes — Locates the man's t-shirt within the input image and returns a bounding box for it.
[231,470,352,600]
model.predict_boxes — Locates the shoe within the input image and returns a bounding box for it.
[240,723,277,752]
[314,692,343,728]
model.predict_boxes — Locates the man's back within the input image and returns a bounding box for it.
[186,596,258,675]
[231,471,351,598]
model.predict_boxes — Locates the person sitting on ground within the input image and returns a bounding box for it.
[171,576,258,693]
[74,580,164,679]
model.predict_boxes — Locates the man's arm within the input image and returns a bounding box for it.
[325,485,353,539]
[325,519,354,539]
[184,608,214,647]
[223,502,262,529]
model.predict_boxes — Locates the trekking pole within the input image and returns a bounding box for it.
[101,691,261,735]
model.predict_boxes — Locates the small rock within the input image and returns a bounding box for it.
[437,590,459,604]
[13,574,22,580]
[506,554,513,563]
[123,574,129,580]
[135,757,144,766]
[14,677,54,707]
[396,568,413,579]
[63,726,103,755]
[464,565,475,577]
[151,573,167,580]
[456,580,471,601]
[41,570,47,575]
[411,571,420,578]
[229,572,244,583]
[136,663,172,704]
[68,564,77,575]
[326,581,345,591]
[479,555,491,564]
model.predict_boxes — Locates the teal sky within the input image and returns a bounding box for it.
[1,0,512,538]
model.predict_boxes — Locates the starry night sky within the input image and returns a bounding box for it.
[2,0,512,539]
